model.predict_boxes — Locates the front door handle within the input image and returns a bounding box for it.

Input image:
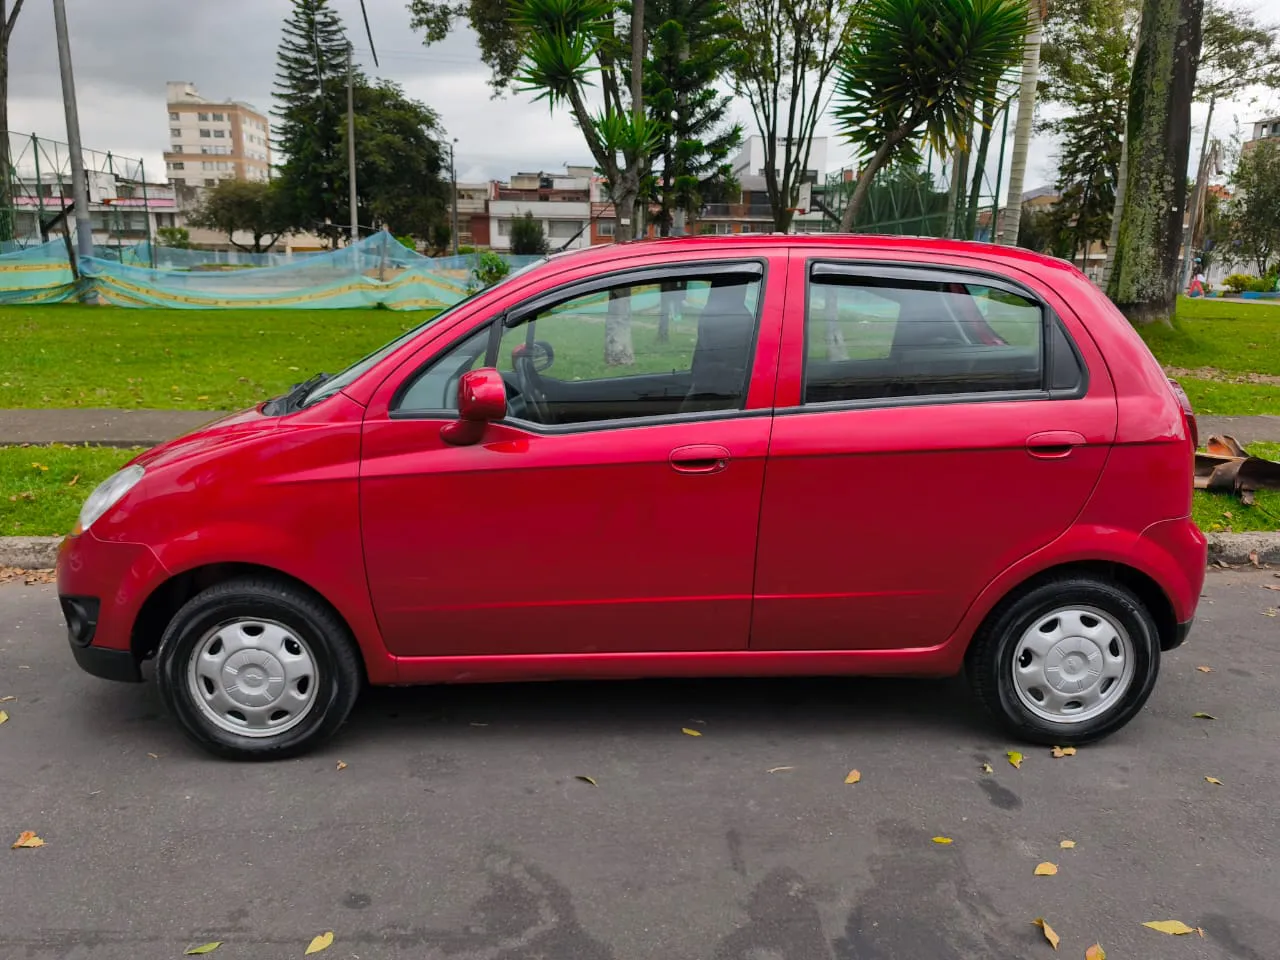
[1026,430,1087,459]
[670,444,730,474]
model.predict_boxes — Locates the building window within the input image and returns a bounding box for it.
[212,112,224,122]
[169,111,179,121]
[202,162,214,171]
[205,178,217,187]
[548,220,583,239]
[213,129,225,139]
[198,112,209,121]
[497,218,514,236]
[171,162,185,171]
[170,128,182,138]
[171,144,183,154]
[596,219,615,237]
[199,129,211,138]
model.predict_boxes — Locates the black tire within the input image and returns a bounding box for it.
[965,576,1161,745]
[155,577,362,761]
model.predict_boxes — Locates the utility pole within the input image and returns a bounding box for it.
[52,0,93,267]
[346,43,358,244]
[449,138,458,257]
[630,0,645,238]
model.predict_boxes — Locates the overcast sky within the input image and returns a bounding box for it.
[8,0,1278,197]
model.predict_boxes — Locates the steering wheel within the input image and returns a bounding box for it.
[511,342,553,424]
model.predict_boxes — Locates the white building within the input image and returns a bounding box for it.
[487,199,592,252]
[731,135,829,184]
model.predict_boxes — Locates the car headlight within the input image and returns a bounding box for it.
[76,465,145,533]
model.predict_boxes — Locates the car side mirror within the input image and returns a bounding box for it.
[440,368,506,446]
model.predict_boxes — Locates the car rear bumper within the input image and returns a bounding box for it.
[56,532,169,682]
[1139,516,1207,627]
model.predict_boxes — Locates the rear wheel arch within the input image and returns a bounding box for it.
[970,560,1178,654]
[131,562,367,671]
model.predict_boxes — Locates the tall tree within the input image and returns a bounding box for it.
[1038,0,1131,268]
[344,80,451,240]
[0,0,26,242]
[188,180,291,253]
[996,0,1045,244]
[408,0,524,94]
[273,0,351,234]
[1105,0,1204,324]
[641,0,743,235]
[728,0,857,233]
[834,0,1026,231]
[1228,141,1280,276]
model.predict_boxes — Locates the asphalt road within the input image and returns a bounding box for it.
[2,570,1279,960]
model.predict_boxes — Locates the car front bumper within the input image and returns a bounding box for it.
[56,531,169,683]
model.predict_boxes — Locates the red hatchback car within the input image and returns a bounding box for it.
[58,235,1207,760]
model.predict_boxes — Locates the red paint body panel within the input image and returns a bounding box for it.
[54,235,1203,692]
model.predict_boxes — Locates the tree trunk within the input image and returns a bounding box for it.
[1106,0,1204,325]
[965,102,997,240]
[0,7,14,244]
[1100,134,1128,286]
[947,148,971,238]
[997,0,1043,245]
[840,127,913,231]
[1178,94,1214,291]
[822,284,847,362]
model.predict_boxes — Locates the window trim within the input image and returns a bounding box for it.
[391,258,770,433]
[793,259,1087,414]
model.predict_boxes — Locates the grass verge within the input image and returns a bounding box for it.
[3,441,1278,539]
[0,305,429,410]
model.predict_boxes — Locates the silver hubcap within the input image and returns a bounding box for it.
[1011,605,1134,724]
[187,619,319,737]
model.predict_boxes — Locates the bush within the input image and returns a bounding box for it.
[156,226,191,249]
[395,234,417,251]
[472,251,511,288]
[458,245,476,255]
[1224,273,1255,293]
[509,212,549,255]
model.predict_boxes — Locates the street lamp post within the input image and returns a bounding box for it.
[448,138,459,257]
[52,0,94,268]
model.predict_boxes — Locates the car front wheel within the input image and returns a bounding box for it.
[966,576,1161,745]
[155,577,362,760]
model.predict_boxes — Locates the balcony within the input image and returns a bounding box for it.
[699,203,775,219]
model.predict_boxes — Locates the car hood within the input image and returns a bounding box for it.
[129,405,281,472]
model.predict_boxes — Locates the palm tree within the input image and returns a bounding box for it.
[996,0,1046,245]
[835,0,1026,231]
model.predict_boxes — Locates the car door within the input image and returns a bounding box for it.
[360,256,783,659]
[750,250,1116,651]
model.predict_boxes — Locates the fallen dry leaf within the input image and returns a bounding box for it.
[1265,585,1280,592]
[147,752,160,759]
[931,836,953,845]
[1051,746,1077,758]
[67,474,79,487]
[981,763,994,774]
[1032,917,1060,951]
[1007,751,1023,769]
[30,462,47,472]
[0,710,7,725]
[335,761,347,771]
[1263,609,1277,617]
[1060,839,1076,849]
[1143,920,1196,936]
[0,696,13,702]
[1034,861,1059,876]
[1205,776,1224,785]
[681,727,702,737]
[766,766,794,774]
[575,775,598,786]
[305,931,334,955]
[1085,944,1106,960]
[1249,550,1261,568]
[11,831,44,849]
[185,942,223,955]
[844,769,861,784]
[1223,510,1233,519]
[1196,665,1213,672]
[1192,712,1216,720]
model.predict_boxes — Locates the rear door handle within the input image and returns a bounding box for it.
[1026,430,1087,459]
[670,444,730,474]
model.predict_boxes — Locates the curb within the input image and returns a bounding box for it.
[2,532,1278,576]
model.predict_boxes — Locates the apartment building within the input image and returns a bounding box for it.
[163,81,272,191]
[1243,115,1280,156]
[486,167,596,252]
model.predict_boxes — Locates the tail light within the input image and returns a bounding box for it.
[1168,378,1199,449]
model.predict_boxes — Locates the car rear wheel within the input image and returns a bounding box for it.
[966,576,1161,745]
[155,577,361,760]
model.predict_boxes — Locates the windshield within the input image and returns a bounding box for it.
[300,257,546,407]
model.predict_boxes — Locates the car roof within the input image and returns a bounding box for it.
[544,233,1075,277]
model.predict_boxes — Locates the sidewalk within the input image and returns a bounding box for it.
[0,409,230,447]
[0,408,1278,448]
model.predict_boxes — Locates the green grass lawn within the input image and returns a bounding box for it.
[7,439,1279,539]
[0,305,429,410]
[1141,298,1280,415]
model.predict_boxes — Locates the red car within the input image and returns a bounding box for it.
[57,236,1206,760]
